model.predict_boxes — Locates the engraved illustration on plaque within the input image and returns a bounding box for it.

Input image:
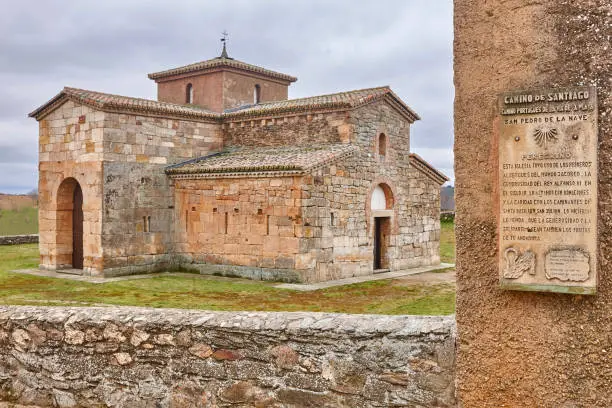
[533,126,559,146]
[503,248,535,279]
[545,249,590,282]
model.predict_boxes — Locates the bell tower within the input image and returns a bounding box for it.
[148,35,297,113]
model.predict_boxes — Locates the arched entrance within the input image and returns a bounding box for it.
[370,183,394,271]
[56,178,83,270]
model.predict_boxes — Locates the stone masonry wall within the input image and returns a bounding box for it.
[299,102,441,281]
[0,235,38,246]
[223,111,351,147]
[174,176,305,282]
[455,0,611,406]
[38,100,105,273]
[100,113,222,276]
[222,71,289,111]
[0,306,456,407]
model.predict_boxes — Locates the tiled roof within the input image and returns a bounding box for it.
[28,87,220,121]
[148,57,297,83]
[166,144,357,176]
[409,153,449,185]
[29,86,419,123]
[223,86,420,122]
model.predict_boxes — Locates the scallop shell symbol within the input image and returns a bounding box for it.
[533,126,559,146]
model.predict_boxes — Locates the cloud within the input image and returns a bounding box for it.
[0,0,454,192]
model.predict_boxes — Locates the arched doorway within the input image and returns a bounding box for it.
[56,178,83,270]
[370,183,394,271]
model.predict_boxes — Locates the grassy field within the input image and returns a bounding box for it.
[0,238,456,315]
[440,220,455,264]
[0,207,38,236]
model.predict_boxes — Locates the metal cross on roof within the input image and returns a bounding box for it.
[220,30,230,59]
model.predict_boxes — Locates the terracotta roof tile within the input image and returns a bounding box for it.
[148,57,297,83]
[30,86,419,123]
[29,87,220,120]
[166,144,357,176]
[223,86,420,122]
[409,153,449,185]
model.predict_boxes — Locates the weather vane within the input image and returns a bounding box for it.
[220,30,230,59]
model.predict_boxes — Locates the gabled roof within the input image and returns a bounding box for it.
[166,144,357,177]
[409,153,449,185]
[28,87,220,121]
[148,57,297,83]
[223,86,420,122]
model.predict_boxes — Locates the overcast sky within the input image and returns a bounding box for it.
[0,0,453,194]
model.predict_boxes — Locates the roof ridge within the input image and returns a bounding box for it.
[248,85,391,108]
[148,57,297,83]
[62,87,218,114]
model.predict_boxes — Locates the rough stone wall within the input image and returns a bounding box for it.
[0,235,38,245]
[38,101,104,272]
[100,113,222,276]
[174,176,305,282]
[223,111,350,147]
[0,306,456,407]
[299,102,441,281]
[454,0,611,406]
[102,112,221,165]
[222,71,289,110]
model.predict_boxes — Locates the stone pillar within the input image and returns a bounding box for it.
[454,1,611,406]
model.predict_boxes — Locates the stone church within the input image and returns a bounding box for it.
[29,46,447,282]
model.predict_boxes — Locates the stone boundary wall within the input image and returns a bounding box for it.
[0,235,38,246]
[0,306,456,407]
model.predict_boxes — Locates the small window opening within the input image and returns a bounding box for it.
[266,215,270,235]
[224,212,228,234]
[191,206,196,211]
[257,208,263,215]
[186,83,193,104]
[378,133,387,160]
[331,212,335,226]
[254,84,261,104]
[213,207,218,213]
[234,208,239,214]
[185,210,188,233]
[143,216,151,233]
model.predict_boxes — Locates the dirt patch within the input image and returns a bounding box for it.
[392,269,456,287]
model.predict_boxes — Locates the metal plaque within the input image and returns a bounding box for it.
[498,86,598,294]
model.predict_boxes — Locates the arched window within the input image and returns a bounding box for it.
[378,133,387,160]
[370,183,394,210]
[254,84,261,104]
[186,83,193,104]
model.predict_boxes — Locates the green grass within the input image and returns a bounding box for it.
[0,207,38,236]
[0,244,455,315]
[440,220,455,264]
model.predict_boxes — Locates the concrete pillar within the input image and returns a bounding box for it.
[454,0,611,406]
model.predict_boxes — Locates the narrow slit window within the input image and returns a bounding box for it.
[185,210,189,233]
[378,133,387,159]
[266,215,270,235]
[224,212,228,234]
[331,212,335,226]
[186,83,193,104]
[254,84,261,104]
[143,216,151,233]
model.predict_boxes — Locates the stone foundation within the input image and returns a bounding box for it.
[0,306,456,407]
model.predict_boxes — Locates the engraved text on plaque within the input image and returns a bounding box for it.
[498,86,598,294]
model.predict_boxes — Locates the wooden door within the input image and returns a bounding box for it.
[374,217,382,270]
[72,184,84,269]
